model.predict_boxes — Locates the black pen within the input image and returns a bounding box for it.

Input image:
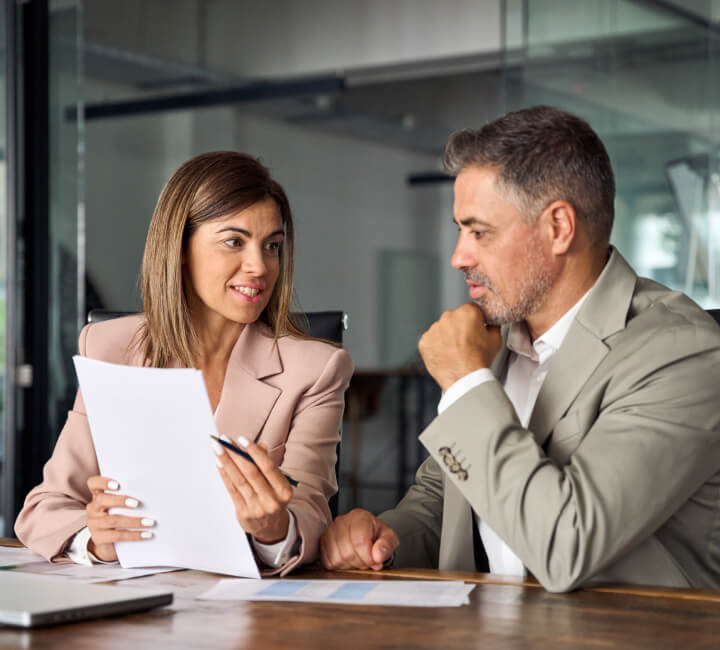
[210,434,300,487]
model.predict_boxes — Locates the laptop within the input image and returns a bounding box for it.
[0,572,173,628]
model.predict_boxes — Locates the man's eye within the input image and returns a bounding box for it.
[472,230,486,240]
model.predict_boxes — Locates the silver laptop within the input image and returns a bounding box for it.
[0,572,173,627]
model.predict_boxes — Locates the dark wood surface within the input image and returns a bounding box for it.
[2,561,720,649]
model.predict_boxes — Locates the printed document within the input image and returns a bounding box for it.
[198,579,476,607]
[73,356,260,578]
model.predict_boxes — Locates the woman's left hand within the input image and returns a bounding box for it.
[212,436,294,543]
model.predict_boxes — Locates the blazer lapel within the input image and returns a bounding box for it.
[214,322,283,443]
[528,248,638,447]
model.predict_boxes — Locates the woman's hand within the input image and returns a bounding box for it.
[212,436,294,544]
[85,476,155,562]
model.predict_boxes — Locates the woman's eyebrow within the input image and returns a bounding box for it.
[215,227,284,237]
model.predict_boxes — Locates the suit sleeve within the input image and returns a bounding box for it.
[268,347,353,576]
[420,325,720,592]
[14,325,99,561]
[377,455,444,569]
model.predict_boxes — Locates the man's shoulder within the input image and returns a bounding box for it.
[626,277,719,340]
[80,314,145,364]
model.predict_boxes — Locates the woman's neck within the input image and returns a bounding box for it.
[193,314,246,370]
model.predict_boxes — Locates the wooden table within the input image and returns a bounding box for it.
[1,561,720,649]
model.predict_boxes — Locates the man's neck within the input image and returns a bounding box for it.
[525,247,609,341]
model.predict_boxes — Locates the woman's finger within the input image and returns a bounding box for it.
[86,475,121,494]
[87,492,141,515]
[216,462,250,514]
[87,513,155,531]
[224,436,293,504]
[90,529,154,546]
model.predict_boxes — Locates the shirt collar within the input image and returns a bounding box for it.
[506,286,593,364]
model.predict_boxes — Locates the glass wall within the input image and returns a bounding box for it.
[504,0,720,306]
[7,0,720,525]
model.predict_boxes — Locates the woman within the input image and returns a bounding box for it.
[14,151,353,576]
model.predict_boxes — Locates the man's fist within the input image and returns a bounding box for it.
[419,302,502,391]
[320,509,399,571]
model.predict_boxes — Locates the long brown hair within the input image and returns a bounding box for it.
[138,151,305,368]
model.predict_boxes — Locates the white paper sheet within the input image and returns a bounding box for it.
[0,546,45,568]
[73,355,260,578]
[198,579,476,607]
[7,562,181,584]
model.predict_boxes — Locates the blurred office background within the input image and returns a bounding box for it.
[2,0,720,533]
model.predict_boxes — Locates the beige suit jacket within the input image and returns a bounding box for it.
[15,315,353,575]
[380,249,720,592]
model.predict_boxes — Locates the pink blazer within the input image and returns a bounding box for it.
[14,314,353,575]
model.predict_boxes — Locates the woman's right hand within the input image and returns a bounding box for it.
[85,476,155,562]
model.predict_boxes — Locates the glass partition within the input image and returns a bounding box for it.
[504,0,720,306]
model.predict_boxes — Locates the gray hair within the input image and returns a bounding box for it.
[443,105,615,244]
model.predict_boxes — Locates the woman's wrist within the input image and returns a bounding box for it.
[252,509,290,544]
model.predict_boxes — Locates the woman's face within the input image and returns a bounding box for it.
[184,197,284,329]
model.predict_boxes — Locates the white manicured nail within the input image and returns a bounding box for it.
[141,518,155,527]
[219,434,231,443]
[107,480,119,490]
[140,531,153,539]
[211,439,224,455]
[215,457,223,468]
[125,498,139,508]
[236,436,249,448]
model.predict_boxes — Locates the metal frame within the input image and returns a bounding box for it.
[2,0,18,535]
[67,77,345,121]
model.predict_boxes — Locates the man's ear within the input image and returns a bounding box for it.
[543,200,575,255]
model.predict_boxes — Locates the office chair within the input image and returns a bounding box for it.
[707,309,720,326]
[87,308,348,518]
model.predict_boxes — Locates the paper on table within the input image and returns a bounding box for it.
[9,562,181,584]
[198,579,476,607]
[0,546,45,568]
[73,355,260,578]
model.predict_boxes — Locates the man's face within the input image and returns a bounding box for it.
[451,166,555,326]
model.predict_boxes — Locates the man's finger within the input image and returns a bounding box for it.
[371,522,399,567]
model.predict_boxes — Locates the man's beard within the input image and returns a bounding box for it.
[465,240,554,326]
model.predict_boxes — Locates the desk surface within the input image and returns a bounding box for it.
[1,563,720,650]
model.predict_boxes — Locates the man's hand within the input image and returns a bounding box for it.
[419,302,502,391]
[320,509,399,571]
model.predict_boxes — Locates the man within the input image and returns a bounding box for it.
[320,105,720,592]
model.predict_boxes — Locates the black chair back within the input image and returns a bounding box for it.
[707,309,720,326]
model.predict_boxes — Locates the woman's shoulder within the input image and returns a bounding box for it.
[275,332,354,382]
[79,313,146,364]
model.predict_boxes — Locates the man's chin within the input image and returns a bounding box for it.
[472,301,518,327]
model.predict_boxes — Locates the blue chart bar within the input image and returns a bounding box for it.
[258,581,309,597]
[328,583,377,600]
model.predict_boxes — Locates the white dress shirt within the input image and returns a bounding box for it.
[437,289,591,575]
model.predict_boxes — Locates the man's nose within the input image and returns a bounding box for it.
[451,234,474,270]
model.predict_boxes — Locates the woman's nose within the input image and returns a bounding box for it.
[241,245,267,275]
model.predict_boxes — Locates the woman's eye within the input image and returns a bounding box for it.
[265,241,282,255]
[223,238,242,248]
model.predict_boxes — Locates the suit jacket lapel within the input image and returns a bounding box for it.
[528,248,637,446]
[214,322,283,443]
